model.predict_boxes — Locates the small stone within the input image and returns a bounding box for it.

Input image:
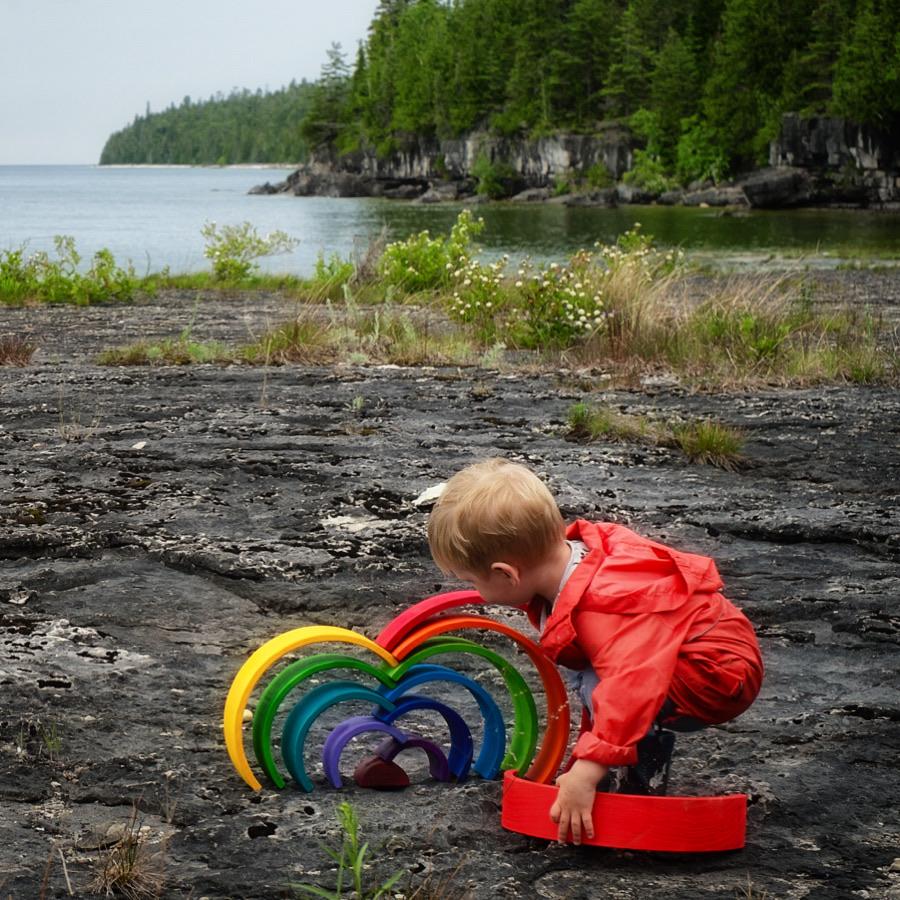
[131,441,147,450]
[412,483,446,507]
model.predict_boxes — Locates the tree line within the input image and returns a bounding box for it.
[99,82,316,165]
[101,0,900,182]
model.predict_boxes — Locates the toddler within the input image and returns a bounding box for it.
[428,458,763,844]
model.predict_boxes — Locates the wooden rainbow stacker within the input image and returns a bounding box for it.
[224,591,748,853]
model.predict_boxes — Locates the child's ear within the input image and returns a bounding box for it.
[490,561,520,584]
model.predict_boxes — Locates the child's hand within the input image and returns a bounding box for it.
[550,759,608,845]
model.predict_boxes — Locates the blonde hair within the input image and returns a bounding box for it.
[428,458,565,575]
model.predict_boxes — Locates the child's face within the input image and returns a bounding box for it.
[453,562,532,609]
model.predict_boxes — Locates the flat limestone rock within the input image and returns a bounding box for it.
[0,281,898,899]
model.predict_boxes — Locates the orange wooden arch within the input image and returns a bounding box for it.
[390,615,570,785]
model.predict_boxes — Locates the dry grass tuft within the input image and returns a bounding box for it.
[0,333,36,365]
[89,807,166,900]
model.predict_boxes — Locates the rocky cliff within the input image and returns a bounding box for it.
[252,116,899,209]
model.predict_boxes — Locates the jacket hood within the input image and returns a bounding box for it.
[538,519,724,661]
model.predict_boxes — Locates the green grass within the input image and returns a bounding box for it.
[98,306,487,370]
[61,212,898,388]
[97,338,231,366]
[292,802,403,900]
[569,271,899,387]
[568,402,745,470]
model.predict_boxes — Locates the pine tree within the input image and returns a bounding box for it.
[650,28,700,163]
[832,0,900,128]
[551,0,622,126]
[391,0,451,136]
[781,0,854,114]
[300,44,351,149]
[602,3,655,118]
[702,0,816,170]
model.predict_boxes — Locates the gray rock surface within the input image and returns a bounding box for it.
[564,188,617,208]
[1,281,899,898]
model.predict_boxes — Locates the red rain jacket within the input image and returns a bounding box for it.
[527,520,764,768]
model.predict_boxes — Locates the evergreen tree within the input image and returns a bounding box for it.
[300,43,351,149]
[100,0,900,178]
[503,0,570,131]
[650,29,700,163]
[551,0,622,126]
[832,0,900,128]
[781,0,854,114]
[703,0,816,170]
[601,3,656,117]
[390,0,451,137]
[448,0,519,134]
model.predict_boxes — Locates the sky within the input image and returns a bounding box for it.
[0,0,378,165]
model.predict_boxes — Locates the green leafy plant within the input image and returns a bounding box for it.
[471,153,518,199]
[623,149,676,195]
[675,116,729,185]
[0,236,137,305]
[379,209,484,292]
[584,161,614,189]
[292,802,404,900]
[201,221,298,281]
[505,252,607,349]
[314,252,355,285]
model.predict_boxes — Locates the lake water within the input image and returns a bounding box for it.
[2,165,898,276]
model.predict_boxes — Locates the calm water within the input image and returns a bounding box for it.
[1,165,898,276]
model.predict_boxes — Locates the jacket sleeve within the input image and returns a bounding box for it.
[569,607,691,767]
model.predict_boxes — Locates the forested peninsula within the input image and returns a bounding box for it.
[99,82,316,166]
[100,0,900,205]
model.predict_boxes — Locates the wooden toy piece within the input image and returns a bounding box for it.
[390,615,571,785]
[501,771,747,853]
[375,736,451,783]
[353,736,453,790]
[354,755,410,790]
[252,653,395,789]
[378,695,475,781]
[223,626,398,791]
[375,589,484,650]
[323,717,412,789]
[381,663,507,779]
[324,716,455,789]
[281,681,397,792]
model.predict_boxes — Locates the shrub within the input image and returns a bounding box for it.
[314,253,354,285]
[0,236,137,304]
[472,153,518,199]
[506,253,607,349]
[447,257,510,345]
[378,209,483,293]
[584,162,614,189]
[623,150,676,195]
[675,116,729,185]
[201,221,298,281]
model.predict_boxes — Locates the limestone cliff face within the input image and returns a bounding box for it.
[310,125,635,184]
[253,115,899,207]
[770,114,899,204]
